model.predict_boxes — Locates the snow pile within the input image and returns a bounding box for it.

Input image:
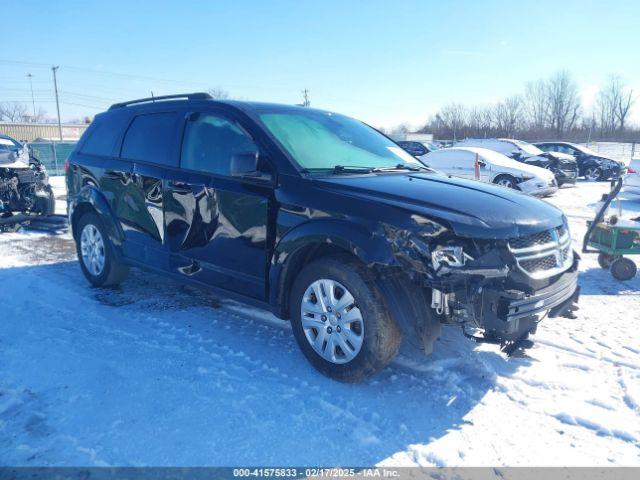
[0,181,639,466]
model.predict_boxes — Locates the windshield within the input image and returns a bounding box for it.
[259,110,421,170]
[512,140,544,156]
[0,138,22,152]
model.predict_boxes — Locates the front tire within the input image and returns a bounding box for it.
[493,175,519,190]
[290,255,401,382]
[76,212,129,287]
[584,167,602,181]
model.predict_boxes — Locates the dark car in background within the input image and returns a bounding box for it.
[534,142,625,181]
[66,93,580,381]
[396,140,440,157]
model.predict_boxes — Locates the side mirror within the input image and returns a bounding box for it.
[478,160,487,168]
[230,152,273,182]
[510,150,521,159]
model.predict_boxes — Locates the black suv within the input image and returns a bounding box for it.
[534,141,625,181]
[66,93,580,381]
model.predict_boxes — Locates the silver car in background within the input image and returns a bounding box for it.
[423,147,558,196]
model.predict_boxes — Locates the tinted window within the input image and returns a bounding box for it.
[556,145,575,154]
[536,144,554,152]
[80,115,129,156]
[121,112,178,166]
[181,113,258,176]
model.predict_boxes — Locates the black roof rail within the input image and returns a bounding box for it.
[108,92,213,110]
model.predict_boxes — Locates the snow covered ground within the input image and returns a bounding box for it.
[1,178,639,467]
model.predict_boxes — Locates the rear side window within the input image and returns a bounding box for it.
[80,114,129,156]
[121,112,178,166]
[180,112,258,176]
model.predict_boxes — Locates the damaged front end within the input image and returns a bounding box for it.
[0,148,55,229]
[387,217,580,353]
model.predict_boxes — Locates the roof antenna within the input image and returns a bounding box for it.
[151,91,155,102]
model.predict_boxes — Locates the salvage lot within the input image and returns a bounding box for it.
[1,178,639,466]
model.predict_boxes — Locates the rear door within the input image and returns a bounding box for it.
[118,111,180,265]
[164,109,273,300]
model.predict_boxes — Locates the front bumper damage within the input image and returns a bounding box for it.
[476,265,580,342]
[425,246,580,352]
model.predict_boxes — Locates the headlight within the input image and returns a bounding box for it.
[431,245,466,270]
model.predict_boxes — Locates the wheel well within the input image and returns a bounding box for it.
[71,202,96,240]
[277,242,360,319]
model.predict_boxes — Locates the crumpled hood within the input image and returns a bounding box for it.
[317,172,564,239]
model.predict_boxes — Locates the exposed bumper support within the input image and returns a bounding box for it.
[474,265,580,343]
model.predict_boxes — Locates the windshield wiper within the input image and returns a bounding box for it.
[371,163,431,172]
[331,165,375,174]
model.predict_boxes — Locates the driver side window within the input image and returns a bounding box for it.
[181,112,258,176]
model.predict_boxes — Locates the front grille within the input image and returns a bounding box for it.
[508,225,573,279]
[509,230,552,250]
[520,254,558,272]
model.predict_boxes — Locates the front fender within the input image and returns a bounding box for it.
[70,185,125,248]
[268,218,397,312]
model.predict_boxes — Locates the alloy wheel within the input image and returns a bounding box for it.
[300,278,364,364]
[80,223,106,276]
[585,167,601,181]
[497,178,514,188]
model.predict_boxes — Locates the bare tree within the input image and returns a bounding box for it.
[207,87,230,100]
[594,75,636,133]
[492,96,523,137]
[467,106,494,137]
[435,103,467,140]
[545,71,581,135]
[390,123,411,134]
[600,75,635,130]
[595,78,618,135]
[0,102,28,122]
[524,79,549,130]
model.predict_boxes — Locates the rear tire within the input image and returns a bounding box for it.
[597,253,615,269]
[610,257,637,281]
[76,212,129,287]
[290,255,401,382]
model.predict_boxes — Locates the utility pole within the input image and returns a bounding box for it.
[51,66,63,141]
[301,89,310,107]
[26,73,36,120]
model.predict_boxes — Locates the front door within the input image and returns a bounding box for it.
[164,111,272,300]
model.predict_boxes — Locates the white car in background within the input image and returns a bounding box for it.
[623,157,640,195]
[423,147,558,196]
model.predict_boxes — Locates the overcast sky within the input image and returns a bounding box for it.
[2,0,639,129]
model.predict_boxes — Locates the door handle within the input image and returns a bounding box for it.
[168,181,192,194]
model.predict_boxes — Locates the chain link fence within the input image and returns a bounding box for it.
[28,141,77,176]
[582,142,638,164]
